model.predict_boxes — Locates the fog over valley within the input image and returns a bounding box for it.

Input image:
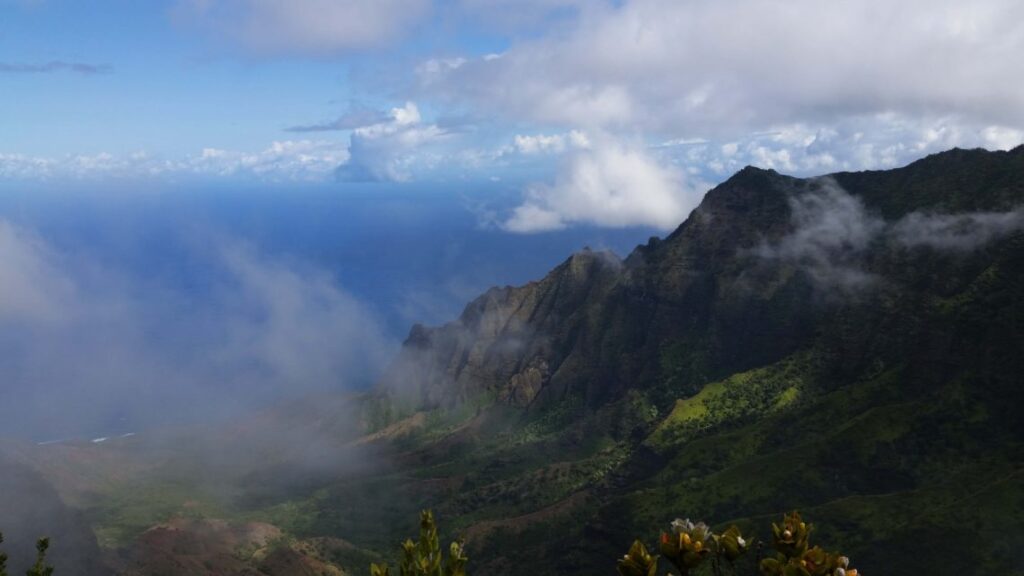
[0,184,657,441]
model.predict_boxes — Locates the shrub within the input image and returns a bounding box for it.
[372,510,858,576]
[370,510,468,576]
[618,510,861,576]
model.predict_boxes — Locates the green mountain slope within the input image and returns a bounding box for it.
[349,146,1024,575]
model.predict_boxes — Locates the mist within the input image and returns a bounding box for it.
[0,216,396,441]
[755,178,884,290]
[755,179,1024,292]
[892,207,1024,251]
[0,184,658,442]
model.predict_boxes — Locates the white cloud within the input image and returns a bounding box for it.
[892,209,1024,251]
[187,139,349,180]
[756,180,884,290]
[0,140,349,182]
[503,137,705,233]
[513,130,590,155]
[420,0,1024,138]
[660,116,1024,179]
[757,182,1024,291]
[336,102,446,182]
[176,0,431,56]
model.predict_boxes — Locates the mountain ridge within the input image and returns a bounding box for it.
[382,145,1024,415]
[360,146,1024,575]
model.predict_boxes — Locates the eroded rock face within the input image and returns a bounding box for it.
[502,358,550,407]
[378,248,623,410]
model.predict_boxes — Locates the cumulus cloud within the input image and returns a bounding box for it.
[421,0,1024,136]
[502,138,705,232]
[0,61,111,74]
[892,208,1024,251]
[336,102,446,182]
[756,180,884,290]
[176,0,431,56]
[0,218,394,440]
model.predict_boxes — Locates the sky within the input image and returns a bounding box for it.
[1,0,1023,439]
[2,0,1022,232]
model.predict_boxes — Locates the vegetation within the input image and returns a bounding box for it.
[619,510,859,576]
[0,532,53,576]
[366,510,858,576]
[370,511,467,576]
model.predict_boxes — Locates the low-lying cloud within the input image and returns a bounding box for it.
[756,180,884,290]
[892,208,1024,251]
[757,180,1024,290]
[0,218,395,441]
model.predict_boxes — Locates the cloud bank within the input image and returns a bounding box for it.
[757,180,1024,290]
[0,141,349,183]
[0,218,394,440]
[420,0,1024,135]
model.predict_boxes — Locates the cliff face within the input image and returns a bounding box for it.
[380,247,625,409]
